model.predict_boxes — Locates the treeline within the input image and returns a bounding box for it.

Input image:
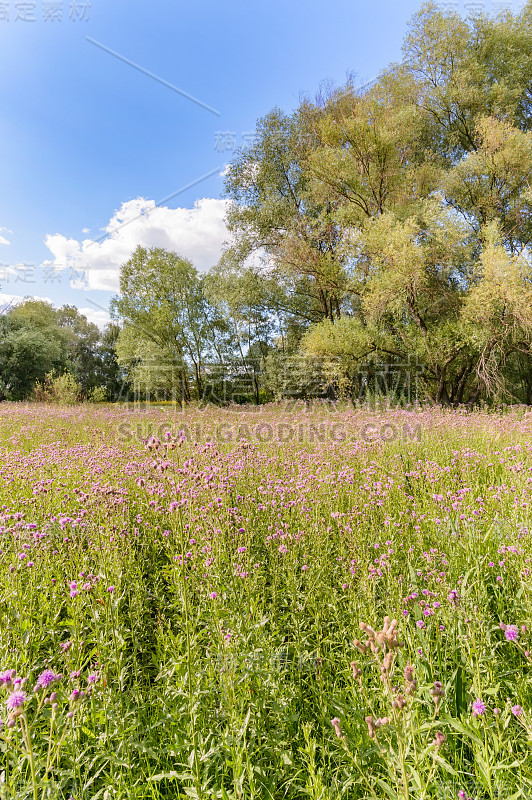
[0,300,123,401]
[114,1,532,406]
[3,1,532,406]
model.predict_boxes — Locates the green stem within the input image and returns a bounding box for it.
[181,515,203,800]
[20,714,38,800]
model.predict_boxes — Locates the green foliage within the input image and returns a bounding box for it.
[217,0,532,405]
[112,246,229,402]
[0,301,122,402]
[0,323,64,400]
[1,403,532,797]
[32,370,82,404]
[86,385,108,403]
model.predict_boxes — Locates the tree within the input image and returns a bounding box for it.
[0,301,69,399]
[397,2,532,158]
[223,108,349,326]
[204,263,274,403]
[56,305,101,395]
[0,322,64,400]
[112,246,227,401]
[0,300,122,401]
[222,1,532,404]
[95,323,127,401]
[444,116,532,254]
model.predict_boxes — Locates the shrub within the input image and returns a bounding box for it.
[32,371,81,404]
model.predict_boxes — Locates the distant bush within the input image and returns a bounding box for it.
[32,370,81,404]
[87,385,108,403]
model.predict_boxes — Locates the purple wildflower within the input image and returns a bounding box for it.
[504,625,519,642]
[6,691,26,710]
[511,705,524,717]
[472,699,486,717]
[0,670,16,686]
[37,670,61,688]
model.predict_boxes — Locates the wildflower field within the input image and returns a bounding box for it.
[0,402,531,800]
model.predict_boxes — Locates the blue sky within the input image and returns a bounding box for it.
[0,0,525,327]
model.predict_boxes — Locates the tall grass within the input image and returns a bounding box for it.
[0,402,530,799]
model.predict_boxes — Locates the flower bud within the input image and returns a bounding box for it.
[433,731,446,748]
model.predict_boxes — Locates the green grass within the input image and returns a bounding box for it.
[0,402,531,799]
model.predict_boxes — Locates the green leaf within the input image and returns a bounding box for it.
[148,772,180,782]
[375,778,399,800]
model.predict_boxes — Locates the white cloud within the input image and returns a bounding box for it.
[0,236,10,246]
[0,291,53,309]
[44,197,230,292]
[77,307,111,329]
[0,266,18,282]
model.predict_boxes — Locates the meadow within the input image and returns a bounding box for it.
[0,401,531,800]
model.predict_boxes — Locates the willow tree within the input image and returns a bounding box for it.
[112,247,227,401]
[223,107,350,327]
[304,108,532,403]
[221,0,532,403]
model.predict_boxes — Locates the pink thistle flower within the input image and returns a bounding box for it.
[0,670,16,686]
[504,625,519,642]
[37,670,61,688]
[472,699,486,717]
[6,691,25,710]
